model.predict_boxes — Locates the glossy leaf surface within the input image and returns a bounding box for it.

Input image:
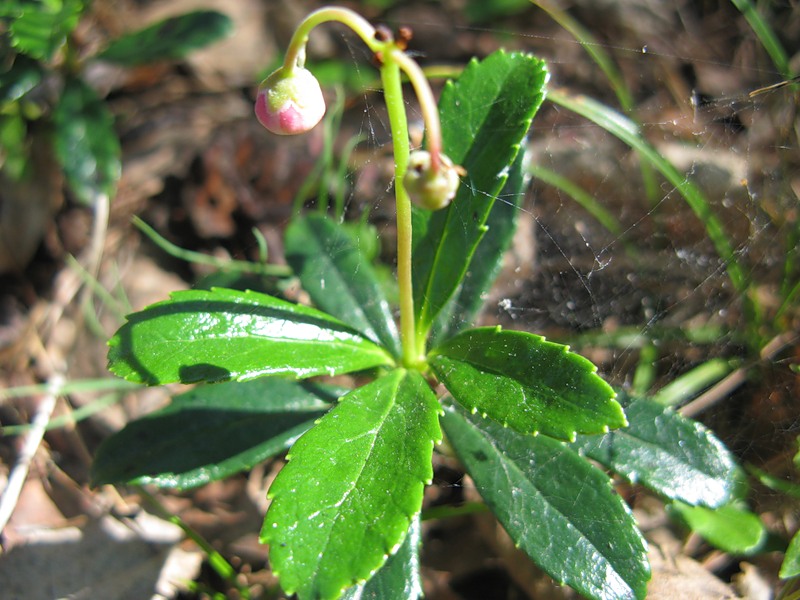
[780,530,800,578]
[572,394,736,507]
[96,10,233,66]
[0,55,42,103]
[669,501,766,554]
[262,370,440,600]
[441,403,649,600]
[430,327,623,440]
[108,288,393,385]
[340,516,423,600]
[286,214,401,358]
[91,379,342,489]
[430,150,526,346]
[53,77,120,206]
[413,51,547,335]
[4,0,82,61]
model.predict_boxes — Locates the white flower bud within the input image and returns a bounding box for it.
[255,66,326,135]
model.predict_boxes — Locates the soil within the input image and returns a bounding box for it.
[1,0,798,598]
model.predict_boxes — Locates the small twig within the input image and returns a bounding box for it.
[680,332,798,417]
[0,373,64,544]
[1,194,113,545]
[678,367,748,418]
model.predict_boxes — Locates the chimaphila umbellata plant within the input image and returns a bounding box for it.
[93,7,739,599]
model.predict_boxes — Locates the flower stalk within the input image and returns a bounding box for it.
[379,50,421,367]
[256,6,462,368]
[283,8,382,73]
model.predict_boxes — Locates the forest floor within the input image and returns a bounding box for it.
[1,0,799,598]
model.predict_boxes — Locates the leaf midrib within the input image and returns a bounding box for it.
[468,419,638,596]
[434,353,613,420]
[417,62,526,330]
[297,222,381,344]
[309,373,405,598]
[596,425,730,481]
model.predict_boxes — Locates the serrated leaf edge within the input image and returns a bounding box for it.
[261,371,440,599]
[431,326,624,441]
[579,400,735,505]
[415,52,548,332]
[445,404,649,599]
[107,287,394,384]
[286,216,400,356]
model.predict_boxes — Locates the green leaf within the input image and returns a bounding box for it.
[91,379,342,489]
[0,55,43,104]
[53,77,120,205]
[261,369,441,600]
[286,214,401,358]
[429,327,623,440]
[429,150,527,346]
[441,402,649,600]
[95,10,233,66]
[5,0,83,61]
[0,112,28,180]
[571,394,737,507]
[780,530,800,579]
[669,501,766,554]
[341,516,423,600]
[794,435,800,469]
[412,51,547,337]
[108,288,394,385]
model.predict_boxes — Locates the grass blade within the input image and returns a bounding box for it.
[730,0,793,80]
[547,89,751,308]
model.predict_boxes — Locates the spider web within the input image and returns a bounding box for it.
[324,3,799,470]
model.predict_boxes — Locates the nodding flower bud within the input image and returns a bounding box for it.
[255,66,326,135]
[403,150,462,210]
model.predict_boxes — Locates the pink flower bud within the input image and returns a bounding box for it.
[255,66,326,135]
[404,150,462,210]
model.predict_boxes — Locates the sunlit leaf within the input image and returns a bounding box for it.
[442,402,649,600]
[341,516,423,600]
[262,369,440,600]
[413,50,547,337]
[108,288,394,385]
[5,0,83,61]
[53,77,120,205]
[669,501,766,554]
[286,214,401,358]
[430,150,527,346]
[95,10,233,66]
[91,379,343,489]
[430,327,623,440]
[780,530,800,579]
[572,393,737,507]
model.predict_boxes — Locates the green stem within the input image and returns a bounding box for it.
[138,487,246,595]
[380,50,420,368]
[729,0,793,80]
[421,501,489,521]
[284,7,380,73]
[392,49,442,171]
[282,8,448,368]
[134,217,291,278]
